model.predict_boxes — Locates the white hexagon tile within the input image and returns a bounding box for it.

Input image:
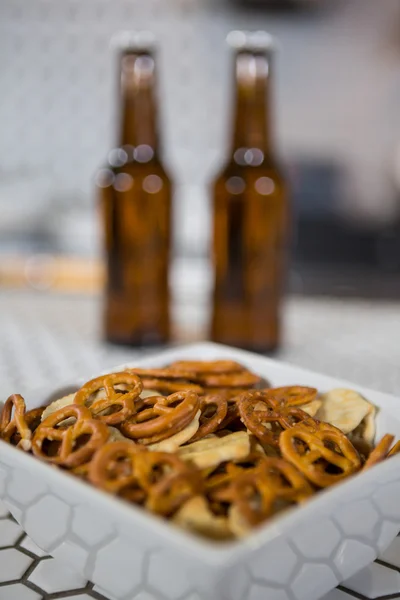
[0,497,400,600]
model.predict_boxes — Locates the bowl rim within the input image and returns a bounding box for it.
[2,341,400,568]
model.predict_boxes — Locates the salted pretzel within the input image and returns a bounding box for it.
[134,451,202,516]
[120,390,200,444]
[280,421,361,487]
[363,434,395,470]
[128,368,196,381]
[265,386,318,407]
[194,371,261,389]
[190,394,228,442]
[238,391,311,448]
[8,407,44,448]
[74,372,142,425]
[216,457,313,530]
[32,405,109,468]
[89,440,146,503]
[168,360,244,374]
[0,394,33,451]
[204,453,269,499]
[388,440,400,458]
[140,379,203,395]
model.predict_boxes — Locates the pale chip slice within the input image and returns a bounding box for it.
[362,405,376,444]
[228,504,251,538]
[178,431,250,470]
[140,389,163,399]
[316,388,374,435]
[299,398,322,418]
[173,496,232,540]
[41,393,76,421]
[107,426,133,443]
[148,410,201,452]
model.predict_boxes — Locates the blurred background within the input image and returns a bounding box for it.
[1,0,400,394]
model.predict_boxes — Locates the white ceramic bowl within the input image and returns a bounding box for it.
[1,342,400,600]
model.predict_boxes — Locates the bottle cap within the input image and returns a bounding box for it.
[226,30,276,52]
[110,30,156,51]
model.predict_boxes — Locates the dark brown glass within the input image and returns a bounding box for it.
[211,46,289,353]
[98,48,171,346]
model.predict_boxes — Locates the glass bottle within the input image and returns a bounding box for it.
[211,32,289,353]
[97,35,172,346]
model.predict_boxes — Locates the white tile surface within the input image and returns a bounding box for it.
[321,591,354,600]
[93,585,118,600]
[379,536,400,569]
[0,584,41,600]
[0,502,10,518]
[19,535,48,558]
[0,548,33,582]
[343,562,400,598]
[0,520,23,548]
[28,557,86,593]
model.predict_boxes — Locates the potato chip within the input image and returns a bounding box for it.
[148,410,201,452]
[316,388,374,435]
[179,431,250,470]
[299,399,322,418]
[173,496,232,540]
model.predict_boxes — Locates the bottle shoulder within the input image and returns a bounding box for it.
[213,158,286,185]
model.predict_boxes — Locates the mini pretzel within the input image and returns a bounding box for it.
[280,421,361,487]
[140,378,203,395]
[364,434,395,470]
[0,394,32,451]
[388,440,400,458]
[8,407,45,448]
[128,368,196,381]
[74,372,142,425]
[238,391,310,448]
[169,360,244,374]
[32,405,110,468]
[120,391,200,443]
[196,371,261,389]
[134,451,202,516]
[190,394,228,442]
[205,453,269,499]
[89,441,146,503]
[218,457,313,529]
[266,386,318,407]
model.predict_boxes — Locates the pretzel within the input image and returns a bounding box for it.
[168,360,244,374]
[204,453,269,499]
[89,441,146,504]
[120,391,200,443]
[32,405,110,468]
[190,394,228,442]
[196,371,261,389]
[74,372,142,425]
[266,386,318,407]
[0,394,33,451]
[134,451,202,516]
[217,457,313,534]
[140,379,203,395]
[388,440,400,458]
[238,391,310,448]
[128,368,196,381]
[280,421,361,487]
[363,434,395,470]
[8,407,45,448]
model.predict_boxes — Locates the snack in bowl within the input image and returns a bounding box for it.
[2,343,400,600]
[1,357,398,543]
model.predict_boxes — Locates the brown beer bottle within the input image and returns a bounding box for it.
[97,34,171,346]
[211,32,289,353]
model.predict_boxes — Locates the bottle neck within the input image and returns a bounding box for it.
[230,50,274,161]
[119,51,159,154]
